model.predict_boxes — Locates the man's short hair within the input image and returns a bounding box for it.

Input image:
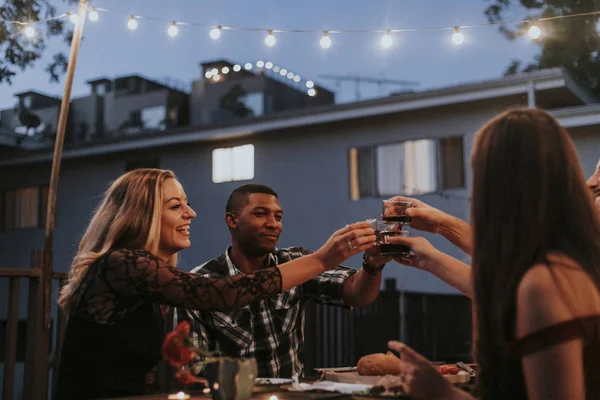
[226,184,279,214]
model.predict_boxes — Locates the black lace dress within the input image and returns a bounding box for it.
[54,248,282,399]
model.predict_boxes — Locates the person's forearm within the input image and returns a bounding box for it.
[439,214,473,256]
[342,268,382,307]
[278,254,328,291]
[427,251,473,298]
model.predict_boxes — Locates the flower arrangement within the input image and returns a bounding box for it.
[161,321,221,385]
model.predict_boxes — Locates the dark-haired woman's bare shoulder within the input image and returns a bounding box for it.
[516,254,600,339]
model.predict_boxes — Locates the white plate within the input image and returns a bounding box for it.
[255,378,294,386]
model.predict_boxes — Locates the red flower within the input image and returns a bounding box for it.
[175,369,206,385]
[162,321,196,368]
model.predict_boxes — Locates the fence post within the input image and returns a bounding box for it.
[2,277,21,400]
[23,250,50,400]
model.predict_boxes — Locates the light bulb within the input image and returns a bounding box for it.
[24,25,36,38]
[293,75,301,83]
[320,31,331,49]
[272,66,280,73]
[265,30,276,47]
[308,88,317,97]
[221,66,230,74]
[528,24,541,39]
[244,63,252,70]
[287,72,294,79]
[233,64,241,72]
[257,60,265,68]
[265,61,273,69]
[306,80,314,88]
[210,26,221,40]
[88,8,99,22]
[69,12,79,24]
[205,70,213,78]
[451,26,464,45]
[128,16,138,30]
[280,68,287,76]
[211,68,218,75]
[168,22,179,38]
[213,74,221,82]
[381,30,392,48]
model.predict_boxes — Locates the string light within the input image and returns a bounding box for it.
[244,62,252,70]
[88,8,99,22]
[528,20,542,39]
[68,12,79,24]
[127,15,138,30]
[273,66,280,73]
[210,26,221,40]
[287,72,294,79]
[280,68,288,76]
[233,64,241,72]
[211,68,218,75]
[256,60,265,68]
[213,74,221,82]
[451,26,464,45]
[306,80,315,88]
[167,21,179,38]
[221,66,230,74]
[4,6,600,51]
[24,24,36,38]
[320,31,332,49]
[265,61,273,69]
[308,88,317,97]
[265,30,276,47]
[293,75,301,83]
[381,30,392,48]
[204,70,212,78]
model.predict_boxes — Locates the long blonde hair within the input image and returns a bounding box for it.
[58,168,178,312]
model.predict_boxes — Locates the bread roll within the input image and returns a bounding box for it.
[357,351,402,376]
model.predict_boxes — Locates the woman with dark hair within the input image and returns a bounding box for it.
[387,109,600,400]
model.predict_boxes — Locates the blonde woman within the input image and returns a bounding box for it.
[54,168,376,399]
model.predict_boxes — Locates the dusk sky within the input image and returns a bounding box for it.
[0,0,539,108]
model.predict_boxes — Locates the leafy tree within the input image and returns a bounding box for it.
[0,0,76,84]
[485,1,600,97]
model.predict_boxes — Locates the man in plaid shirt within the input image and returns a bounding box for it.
[175,184,390,378]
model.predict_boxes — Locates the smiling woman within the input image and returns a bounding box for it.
[158,178,196,258]
[53,168,376,399]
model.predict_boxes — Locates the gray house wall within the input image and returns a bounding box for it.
[1,99,599,299]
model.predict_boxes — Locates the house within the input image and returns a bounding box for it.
[1,67,598,289]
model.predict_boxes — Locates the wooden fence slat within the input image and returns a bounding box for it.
[2,277,21,400]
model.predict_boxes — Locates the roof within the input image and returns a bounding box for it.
[13,90,61,101]
[1,68,598,167]
[86,77,111,84]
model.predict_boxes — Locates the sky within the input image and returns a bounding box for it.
[0,0,539,108]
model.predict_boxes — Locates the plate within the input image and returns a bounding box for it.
[255,378,294,386]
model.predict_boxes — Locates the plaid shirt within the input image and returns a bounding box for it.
[174,246,356,378]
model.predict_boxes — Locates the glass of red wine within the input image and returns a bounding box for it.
[382,200,415,223]
[373,221,411,257]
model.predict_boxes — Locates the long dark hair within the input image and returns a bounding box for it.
[470,108,600,398]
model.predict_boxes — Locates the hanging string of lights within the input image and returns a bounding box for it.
[5,6,600,48]
[3,6,600,96]
[203,61,318,96]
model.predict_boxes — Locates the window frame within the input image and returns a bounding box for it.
[349,135,465,200]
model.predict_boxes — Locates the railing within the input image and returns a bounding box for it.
[1,250,68,400]
[303,278,473,372]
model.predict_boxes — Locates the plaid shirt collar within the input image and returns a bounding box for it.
[223,246,279,276]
